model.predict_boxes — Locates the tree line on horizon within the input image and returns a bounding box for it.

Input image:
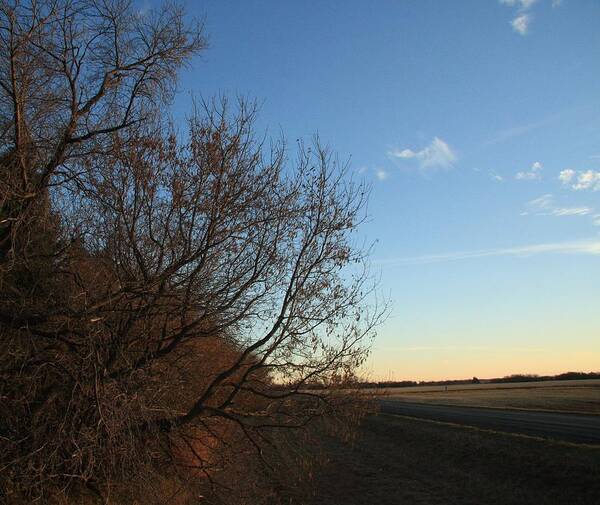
[336,371,600,390]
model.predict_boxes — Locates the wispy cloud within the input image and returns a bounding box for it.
[511,14,531,35]
[500,0,538,35]
[528,193,553,210]
[388,137,456,170]
[484,109,565,146]
[375,169,388,181]
[485,119,546,146]
[516,161,543,180]
[500,0,559,36]
[527,193,593,216]
[500,0,538,8]
[551,207,593,216]
[375,239,600,266]
[358,166,389,182]
[399,345,547,353]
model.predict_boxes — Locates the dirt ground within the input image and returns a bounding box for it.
[296,413,600,505]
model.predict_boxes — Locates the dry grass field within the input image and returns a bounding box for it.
[293,413,600,505]
[377,379,600,414]
[279,380,600,504]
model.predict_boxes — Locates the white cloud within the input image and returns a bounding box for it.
[394,149,417,159]
[500,0,561,36]
[388,137,456,170]
[511,14,531,35]
[558,169,575,184]
[572,170,600,191]
[516,161,543,180]
[559,169,600,191]
[593,215,600,226]
[376,239,600,266]
[491,174,504,182]
[375,169,388,181]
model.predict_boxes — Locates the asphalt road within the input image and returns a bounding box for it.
[379,400,600,444]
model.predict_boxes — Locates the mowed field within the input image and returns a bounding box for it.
[375,378,600,414]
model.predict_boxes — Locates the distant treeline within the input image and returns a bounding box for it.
[304,371,600,390]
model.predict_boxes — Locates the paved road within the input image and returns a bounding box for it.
[379,400,600,444]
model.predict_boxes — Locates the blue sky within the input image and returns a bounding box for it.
[167,0,600,380]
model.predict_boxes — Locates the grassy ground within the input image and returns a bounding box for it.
[299,413,600,505]
[382,384,600,414]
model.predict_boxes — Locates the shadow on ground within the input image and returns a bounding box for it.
[297,413,600,505]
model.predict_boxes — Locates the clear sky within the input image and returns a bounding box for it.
[166,0,600,381]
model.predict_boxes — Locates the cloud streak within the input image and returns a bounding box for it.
[399,345,548,353]
[485,120,544,146]
[551,207,593,216]
[527,193,593,217]
[375,239,600,266]
[388,137,456,170]
[500,0,538,8]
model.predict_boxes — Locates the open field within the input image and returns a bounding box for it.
[373,379,600,414]
[296,413,600,505]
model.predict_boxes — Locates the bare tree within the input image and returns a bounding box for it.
[0,0,204,258]
[0,2,382,503]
